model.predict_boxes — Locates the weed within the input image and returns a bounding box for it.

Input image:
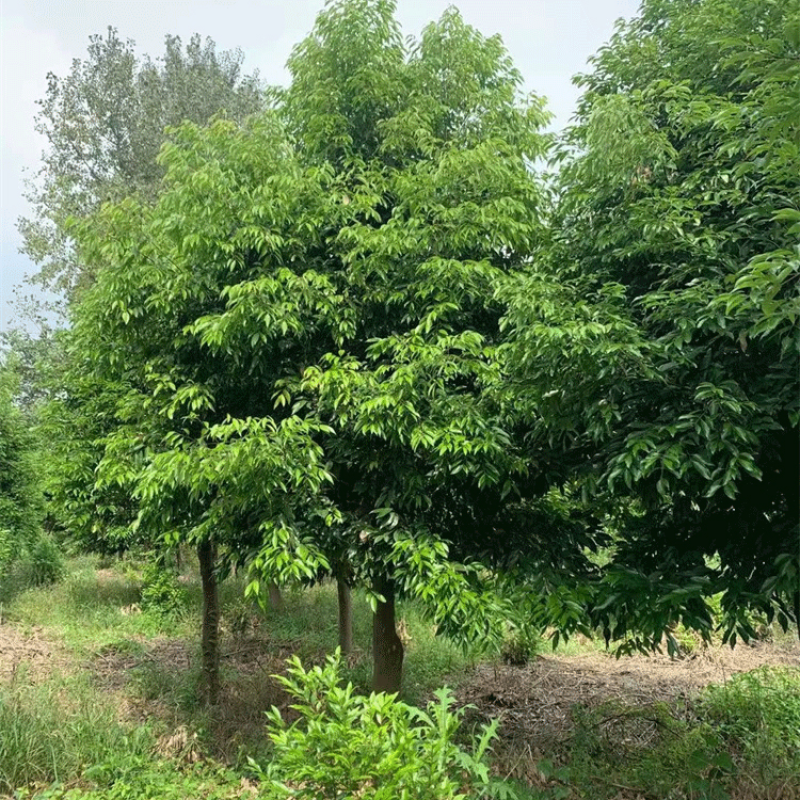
[0,671,152,795]
[700,666,800,791]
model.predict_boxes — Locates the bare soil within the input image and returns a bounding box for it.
[457,635,800,795]
[0,623,69,684]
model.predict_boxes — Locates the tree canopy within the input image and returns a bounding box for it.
[40,0,800,699]
[501,0,799,649]
[18,28,264,303]
[65,0,560,693]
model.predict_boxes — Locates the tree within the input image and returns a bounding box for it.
[69,0,556,695]
[0,356,46,592]
[253,0,557,692]
[67,113,340,703]
[18,28,263,305]
[501,0,800,649]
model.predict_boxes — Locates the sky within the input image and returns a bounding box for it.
[0,0,642,331]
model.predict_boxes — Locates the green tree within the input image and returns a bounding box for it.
[18,28,263,305]
[69,0,556,695]
[501,0,800,649]
[0,357,47,594]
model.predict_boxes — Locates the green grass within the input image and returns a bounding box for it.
[0,670,153,795]
[700,666,800,794]
[12,758,246,800]
[4,556,196,652]
[4,557,800,799]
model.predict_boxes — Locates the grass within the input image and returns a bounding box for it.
[2,555,800,799]
[4,556,185,651]
[700,667,800,795]
[0,669,153,795]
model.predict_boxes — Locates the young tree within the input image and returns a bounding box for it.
[501,0,800,648]
[70,0,556,695]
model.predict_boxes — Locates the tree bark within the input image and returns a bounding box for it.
[337,575,354,655]
[197,538,220,705]
[267,581,284,612]
[371,576,403,694]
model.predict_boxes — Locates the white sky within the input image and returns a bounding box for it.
[0,0,641,329]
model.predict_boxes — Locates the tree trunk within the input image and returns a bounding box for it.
[337,575,354,655]
[197,539,220,705]
[371,576,403,694]
[267,581,284,612]
[794,590,800,643]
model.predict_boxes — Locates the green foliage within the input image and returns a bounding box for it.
[0,673,152,795]
[0,360,56,601]
[139,562,189,617]
[0,533,65,602]
[501,0,800,646]
[14,758,244,800]
[700,666,800,787]
[0,368,43,553]
[19,28,263,303]
[64,0,553,694]
[254,651,521,800]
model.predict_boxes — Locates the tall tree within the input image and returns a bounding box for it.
[69,0,556,694]
[501,0,800,649]
[18,28,263,304]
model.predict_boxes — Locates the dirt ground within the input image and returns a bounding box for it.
[0,623,69,684]
[458,636,800,757]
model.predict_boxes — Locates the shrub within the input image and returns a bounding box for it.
[26,534,65,586]
[139,562,188,617]
[253,651,523,800]
[0,530,64,602]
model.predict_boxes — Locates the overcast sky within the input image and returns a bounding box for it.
[0,0,641,330]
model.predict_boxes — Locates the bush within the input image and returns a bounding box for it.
[253,651,524,800]
[0,531,64,602]
[139,562,188,617]
[26,534,65,586]
[501,623,542,666]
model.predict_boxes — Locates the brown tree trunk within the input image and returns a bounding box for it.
[267,581,284,612]
[371,576,403,694]
[197,539,220,705]
[337,575,354,655]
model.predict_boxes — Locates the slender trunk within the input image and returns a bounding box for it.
[794,590,800,643]
[267,581,284,612]
[371,576,403,694]
[197,539,220,705]
[337,575,354,655]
